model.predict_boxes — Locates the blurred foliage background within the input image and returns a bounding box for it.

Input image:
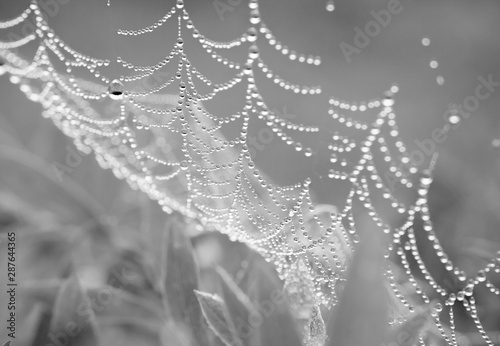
[0,0,500,345]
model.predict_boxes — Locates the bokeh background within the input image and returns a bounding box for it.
[0,0,500,344]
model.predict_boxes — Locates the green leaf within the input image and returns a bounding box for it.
[161,213,207,346]
[326,221,389,346]
[195,290,244,346]
[49,275,100,346]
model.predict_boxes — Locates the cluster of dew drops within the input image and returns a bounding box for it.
[421,37,445,86]
[102,1,493,149]
[324,3,468,135]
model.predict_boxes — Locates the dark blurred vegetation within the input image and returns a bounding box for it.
[1,0,500,345]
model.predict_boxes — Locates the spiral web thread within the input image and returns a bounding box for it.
[0,1,499,344]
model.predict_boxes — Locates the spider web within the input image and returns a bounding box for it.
[0,1,499,344]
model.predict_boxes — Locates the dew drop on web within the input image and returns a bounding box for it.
[0,57,5,76]
[326,0,335,12]
[108,79,124,100]
[447,113,460,125]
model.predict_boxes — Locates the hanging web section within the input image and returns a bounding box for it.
[0,1,499,344]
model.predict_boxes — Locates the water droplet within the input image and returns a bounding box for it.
[434,302,443,312]
[326,0,335,12]
[420,175,432,186]
[180,160,189,170]
[436,75,445,85]
[447,113,460,125]
[250,9,261,24]
[9,75,20,84]
[421,37,430,46]
[243,62,253,75]
[249,0,258,10]
[249,45,259,59]
[477,270,486,282]
[304,148,313,157]
[0,58,5,76]
[492,139,500,148]
[176,0,184,9]
[108,79,124,100]
[382,94,394,107]
[430,60,438,69]
[247,27,258,42]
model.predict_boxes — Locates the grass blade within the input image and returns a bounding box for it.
[161,213,207,346]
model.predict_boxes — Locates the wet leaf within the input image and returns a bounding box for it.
[195,290,243,346]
